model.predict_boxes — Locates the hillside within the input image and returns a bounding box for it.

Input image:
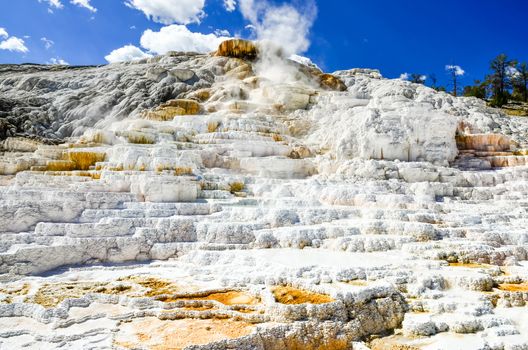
[0,40,528,349]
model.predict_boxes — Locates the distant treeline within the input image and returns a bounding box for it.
[413,54,528,107]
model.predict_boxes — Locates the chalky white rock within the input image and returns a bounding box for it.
[0,41,528,349]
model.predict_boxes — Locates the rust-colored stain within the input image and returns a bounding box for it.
[272,286,334,305]
[144,99,201,121]
[498,283,528,292]
[114,317,255,350]
[122,276,180,297]
[45,160,76,171]
[448,262,491,268]
[160,290,260,306]
[27,276,259,313]
[32,282,131,308]
[272,133,284,142]
[174,167,193,176]
[319,73,347,92]
[45,150,106,172]
[228,181,245,194]
[126,134,155,145]
[67,151,106,170]
[198,291,259,305]
[456,134,511,152]
[45,170,101,180]
[119,276,259,306]
[278,339,350,350]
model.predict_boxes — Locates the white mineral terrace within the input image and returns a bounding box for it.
[0,41,528,349]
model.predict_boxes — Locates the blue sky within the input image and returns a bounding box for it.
[1,0,527,88]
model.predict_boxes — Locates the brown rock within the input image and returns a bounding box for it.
[145,107,186,121]
[225,63,254,80]
[144,99,201,121]
[186,88,211,102]
[215,39,258,60]
[272,285,334,304]
[319,73,347,91]
[160,99,201,114]
[290,59,347,92]
[289,145,313,159]
[456,133,512,152]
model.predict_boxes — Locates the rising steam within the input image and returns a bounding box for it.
[239,0,318,84]
[239,0,317,57]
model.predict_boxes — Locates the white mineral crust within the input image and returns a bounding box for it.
[0,46,527,349]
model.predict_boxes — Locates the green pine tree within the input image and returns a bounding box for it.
[463,80,487,99]
[487,54,515,107]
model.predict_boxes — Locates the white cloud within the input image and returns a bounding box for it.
[48,57,69,65]
[106,24,232,63]
[49,0,63,7]
[41,37,54,49]
[70,0,97,12]
[224,0,236,12]
[0,36,29,53]
[239,0,317,56]
[445,65,465,76]
[214,29,231,37]
[39,0,64,10]
[125,0,205,25]
[0,27,29,54]
[399,73,409,80]
[140,25,230,55]
[506,66,520,78]
[105,44,152,63]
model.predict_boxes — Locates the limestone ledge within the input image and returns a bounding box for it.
[1,41,528,349]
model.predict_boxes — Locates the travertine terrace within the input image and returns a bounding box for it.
[1,40,528,349]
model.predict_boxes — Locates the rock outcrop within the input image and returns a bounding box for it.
[216,39,259,60]
[1,40,528,349]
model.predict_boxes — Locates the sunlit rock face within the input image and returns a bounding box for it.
[215,39,259,60]
[1,41,528,349]
[455,133,528,169]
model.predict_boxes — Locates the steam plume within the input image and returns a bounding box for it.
[239,0,318,84]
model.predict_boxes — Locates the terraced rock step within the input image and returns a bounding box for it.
[1,40,528,349]
[455,133,528,169]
